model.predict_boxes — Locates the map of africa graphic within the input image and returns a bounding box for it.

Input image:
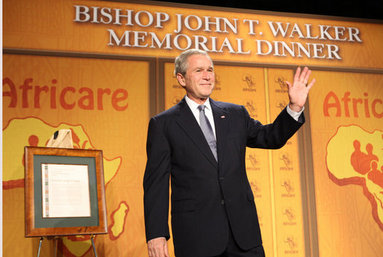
[327,125,383,230]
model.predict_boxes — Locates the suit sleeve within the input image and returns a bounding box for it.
[143,116,171,242]
[243,106,305,149]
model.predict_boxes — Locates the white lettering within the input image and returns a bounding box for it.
[319,25,334,40]
[135,11,154,27]
[289,23,305,39]
[348,27,363,42]
[268,21,290,37]
[255,40,342,60]
[107,29,130,46]
[174,34,192,50]
[184,15,203,31]
[194,35,210,51]
[175,14,238,33]
[256,40,273,55]
[155,12,169,28]
[304,24,319,39]
[150,32,172,49]
[114,9,133,25]
[100,8,113,24]
[243,19,260,35]
[74,5,90,22]
[333,26,347,41]
[133,31,148,47]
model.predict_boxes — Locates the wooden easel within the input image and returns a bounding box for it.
[35,130,99,257]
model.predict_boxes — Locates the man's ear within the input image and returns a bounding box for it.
[176,73,186,87]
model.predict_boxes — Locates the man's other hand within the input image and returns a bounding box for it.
[147,237,170,257]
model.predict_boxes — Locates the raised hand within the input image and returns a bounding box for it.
[286,67,316,112]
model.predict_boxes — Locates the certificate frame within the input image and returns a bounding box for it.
[24,146,107,237]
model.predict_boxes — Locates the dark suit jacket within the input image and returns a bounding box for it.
[144,98,304,257]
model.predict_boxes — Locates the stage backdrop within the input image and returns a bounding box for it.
[3,0,383,256]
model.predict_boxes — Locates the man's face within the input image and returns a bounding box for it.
[177,54,215,104]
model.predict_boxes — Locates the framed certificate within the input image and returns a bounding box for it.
[24,147,107,237]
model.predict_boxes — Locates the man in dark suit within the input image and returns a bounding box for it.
[144,49,315,257]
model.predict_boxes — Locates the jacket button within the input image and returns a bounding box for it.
[221,200,225,205]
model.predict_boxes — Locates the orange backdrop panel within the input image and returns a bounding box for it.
[309,70,383,257]
[3,54,151,257]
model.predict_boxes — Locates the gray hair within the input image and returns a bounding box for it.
[174,49,213,76]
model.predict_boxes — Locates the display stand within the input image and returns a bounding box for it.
[35,235,99,257]
[25,130,107,257]
[36,237,58,257]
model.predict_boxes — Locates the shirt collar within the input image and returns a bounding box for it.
[185,95,212,111]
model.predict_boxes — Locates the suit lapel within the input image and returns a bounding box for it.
[175,98,218,167]
[210,99,230,167]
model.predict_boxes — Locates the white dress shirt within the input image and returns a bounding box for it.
[286,105,304,121]
[185,95,216,138]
